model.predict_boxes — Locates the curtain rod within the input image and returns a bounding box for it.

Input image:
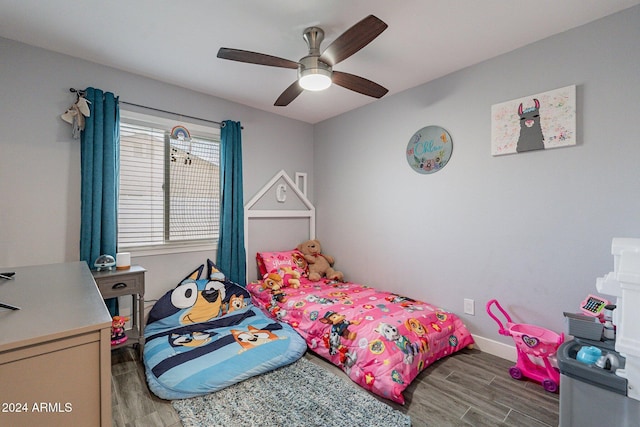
[69,88,242,129]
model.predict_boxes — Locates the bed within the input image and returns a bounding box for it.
[143,260,307,400]
[242,170,474,404]
[247,249,475,404]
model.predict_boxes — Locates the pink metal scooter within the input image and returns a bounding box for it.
[486,299,564,393]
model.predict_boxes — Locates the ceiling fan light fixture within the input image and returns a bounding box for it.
[299,67,332,91]
[218,16,388,106]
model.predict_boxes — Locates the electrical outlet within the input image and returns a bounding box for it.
[464,298,475,315]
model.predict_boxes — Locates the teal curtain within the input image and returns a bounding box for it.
[217,120,246,285]
[80,87,119,315]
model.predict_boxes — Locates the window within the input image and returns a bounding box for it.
[118,111,220,253]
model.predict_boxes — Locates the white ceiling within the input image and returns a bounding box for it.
[1,0,638,124]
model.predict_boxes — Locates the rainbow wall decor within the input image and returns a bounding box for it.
[170,125,191,140]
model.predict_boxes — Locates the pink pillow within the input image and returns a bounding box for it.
[257,250,308,276]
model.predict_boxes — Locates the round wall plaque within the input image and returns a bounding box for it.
[406,126,453,174]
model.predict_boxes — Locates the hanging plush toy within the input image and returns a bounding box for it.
[61,91,91,139]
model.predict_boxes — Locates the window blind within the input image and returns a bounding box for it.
[167,136,220,241]
[118,120,220,249]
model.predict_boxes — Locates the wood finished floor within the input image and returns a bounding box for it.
[111,346,559,426]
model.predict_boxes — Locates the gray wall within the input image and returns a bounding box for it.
[313,7,640,347]
[1,6,639,353]
[0,37,314,305]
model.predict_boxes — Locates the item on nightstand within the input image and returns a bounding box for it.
[116,252,131,270]
[487,299,564,393]
[296,239,344,282]
[111,315,129,345]
[94,254,116,271]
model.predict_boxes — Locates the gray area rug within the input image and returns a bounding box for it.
[172,356,411,427]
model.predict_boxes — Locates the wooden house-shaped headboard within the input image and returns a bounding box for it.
[244,170,315,280]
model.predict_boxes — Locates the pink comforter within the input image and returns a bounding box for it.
[247,278,474,404]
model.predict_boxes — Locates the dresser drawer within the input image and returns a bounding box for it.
[94,272,144,299]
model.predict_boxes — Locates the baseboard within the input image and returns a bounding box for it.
[471,334,517,362]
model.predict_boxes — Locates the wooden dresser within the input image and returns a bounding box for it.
[0,262,112,427]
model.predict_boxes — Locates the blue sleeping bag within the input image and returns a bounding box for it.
[143,262,306,400]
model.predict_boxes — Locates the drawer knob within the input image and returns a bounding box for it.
[112,282,128,289]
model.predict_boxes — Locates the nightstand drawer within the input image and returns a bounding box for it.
[95,272,143,298]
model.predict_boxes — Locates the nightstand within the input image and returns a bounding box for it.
[92,265,146,358]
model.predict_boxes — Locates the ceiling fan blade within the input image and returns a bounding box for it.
[274,81,305,106]
[332,71,388,99]
[217,48,299,69]
[320,15,388,66]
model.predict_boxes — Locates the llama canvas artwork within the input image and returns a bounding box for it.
[516,98,544,152]
[491,85,576,156]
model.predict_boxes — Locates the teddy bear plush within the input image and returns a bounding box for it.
[297,239,344,282]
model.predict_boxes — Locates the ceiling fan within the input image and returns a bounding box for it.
[217,15,389,107]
